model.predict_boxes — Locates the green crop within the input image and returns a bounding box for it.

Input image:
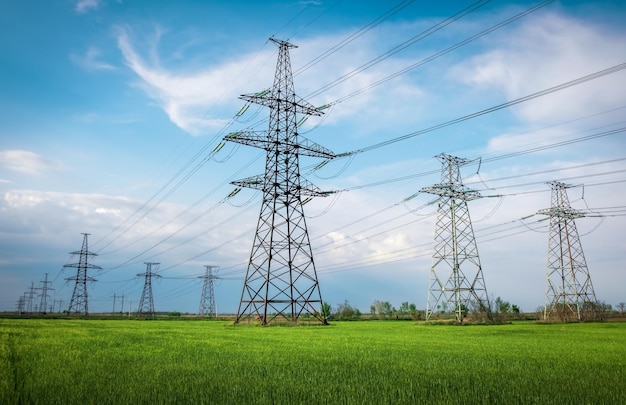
[1,319,625,404]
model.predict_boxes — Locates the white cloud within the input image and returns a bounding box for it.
[452,12,626,125]
[70,46,116,70]
[75,0,100,14]
[115,25,427,137]
[116,27,254,136]
[0,150,62,175]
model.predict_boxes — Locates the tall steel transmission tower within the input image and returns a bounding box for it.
[224,38,335,325]
[421,154,491,321]
[137,262,161,317]
[37,273,54,314]
[65,233,101,315]
[198,265,219,317]
[538,181,598,321]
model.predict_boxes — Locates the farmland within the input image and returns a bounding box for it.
[1,319,625,404]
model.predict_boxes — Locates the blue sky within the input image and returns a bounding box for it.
[1,0,625,315]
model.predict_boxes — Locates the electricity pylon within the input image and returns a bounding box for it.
[24,282,36,314]
[421,154,491,321]
[137,262,161,317]
[65,233,101,315]
[198,265,219,317]
[17,295,25,314]
[37,273,54,314]
[538,181,598,321]
[224,38,335,325]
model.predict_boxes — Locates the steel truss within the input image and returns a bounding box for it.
[65,233,101,315]
[225,38,334,325]
[538,181,598,321]
[137,262,160,317]
[421,154,491,321]
[198,265,218,317]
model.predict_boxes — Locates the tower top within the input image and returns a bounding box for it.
[269,37,297,49]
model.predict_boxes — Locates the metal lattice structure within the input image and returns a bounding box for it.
[538,181,598,321]
[65,233,101,315]
[37,273,54,314]
[17,295,25,314]
[224,38,335,325]
[421,154,491,321]
[137,262,161,317]
[198,265,219,317]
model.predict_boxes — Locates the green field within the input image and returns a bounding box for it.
[1,319,625,404]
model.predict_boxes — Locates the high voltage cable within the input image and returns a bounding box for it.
[91,0,555,254]
[474,169,626,192]
[304,0,491,98]
[464,157,626,187]
[340,61,626,156]
[329,130,625,193]
[292,0,417,76]
[100,133,623,275]
[91,3,622,280]
[90,1,419,254]
[322,0,555,105]
[99,152,263,257]
[91,0,340,253]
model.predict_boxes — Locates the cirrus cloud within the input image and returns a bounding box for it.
[0,150,62,176]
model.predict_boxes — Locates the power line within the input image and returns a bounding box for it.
[341,62,626,155]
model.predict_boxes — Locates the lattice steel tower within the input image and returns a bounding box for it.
[37,272,54,314]
[421,154,491,321]
[538,181,598,321]
[137,262,161,317]
[198,265,219,317]
[65,233,101,315]
[224,38,335,325]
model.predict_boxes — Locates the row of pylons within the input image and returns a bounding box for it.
[62,38,598,324]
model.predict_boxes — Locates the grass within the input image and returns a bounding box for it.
[1,319,625,404]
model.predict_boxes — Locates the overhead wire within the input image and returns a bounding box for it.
[339,62,626,156]
[79,0,624,304]
[305,0,491,98]
[88,0,562,259]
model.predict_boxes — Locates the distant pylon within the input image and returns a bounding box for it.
[37,273,54,314]
[24,282,36,313]
[64,233,101,315]
[538,181,598,321]
[17,295,25,314]
[198,265,219,317]
[137,262,161,317]
[421,153,491,321]
[224,38,335,325]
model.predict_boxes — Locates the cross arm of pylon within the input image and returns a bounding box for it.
[232,174,332,197]
[225,130,335,159]
[537,207,585,219]
[224,130,269,150]
[239,92,324,117]
[420,184,482,201]
[63,263,103,270]
[231,175,265,191]
[65,276,97,282]
[67,250,98,256]
[297,135,335,159]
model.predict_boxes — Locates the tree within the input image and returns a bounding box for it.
[334,300,360,320]
[321,302,332,318]
[495,297,511,314]
[380,301,393,318]
[409,303,420,320]
[617,302,625,314]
